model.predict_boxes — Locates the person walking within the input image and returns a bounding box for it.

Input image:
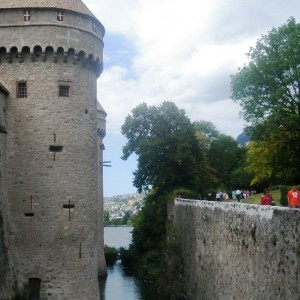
[287,185,300,208]
[236,189,241,202]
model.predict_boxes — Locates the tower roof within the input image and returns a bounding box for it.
[0,0,96,18]
[97,101,107,116]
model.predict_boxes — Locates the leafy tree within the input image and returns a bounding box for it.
[103,210,110,226]
[120,102,208,293]
[207,134,240,189]
[231,17,300,183]
[121,101,205,195]
[194,120,220,146]
[230,146,253,189]
[193,121,220,189]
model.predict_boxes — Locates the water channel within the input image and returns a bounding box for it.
[100,227,168,300]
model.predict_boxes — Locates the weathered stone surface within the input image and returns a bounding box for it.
[0,1,106,299]
[173,199,300,300]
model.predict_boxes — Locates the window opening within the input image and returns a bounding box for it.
[59,85,69,97]
[49,145,63,152]
[24,212,34,217]
[79,243,82,258]
[57,11,64,21]
[18,82,27,98]
[24,10,31,21]
[28,278,41,300]
[24,195,34,217]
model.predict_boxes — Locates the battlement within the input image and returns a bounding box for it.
[0,45,103,77]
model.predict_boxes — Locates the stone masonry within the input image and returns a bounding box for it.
[0,1,106,299]
[172,199,300,300]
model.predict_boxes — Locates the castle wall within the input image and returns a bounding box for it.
[0,87,14,299]
[0,4,105,299]
[0,9,104,56]
[97,110,107,277]
[2,58,100,299]
[172,199,300,300]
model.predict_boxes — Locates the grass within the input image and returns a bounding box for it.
[242,189,281,205]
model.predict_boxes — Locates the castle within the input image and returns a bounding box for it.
[0,1,106,299]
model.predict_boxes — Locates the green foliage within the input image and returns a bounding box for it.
[13,283,28,300]
[119,191,170,290]
[104,245,118,267]
[194,121,250,190]
[230,146,253,188]
[158,223,186,299]
[171,188,200,199]
[121,101,205,194]
[119,246,138,275]
[207,134,241,189]
[194,120,220,145]
[280,185,289,207]
[231,17,300,184]
[103,210,110,226]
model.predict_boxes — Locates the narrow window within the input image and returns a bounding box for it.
[57,11,64,21]
[17,82,27,98]
[92,22,96,32]
[49,145,63,152]
[24,10,31,21]
[59,85,69,97]
[24,212,34,217]
[28,278,41,300]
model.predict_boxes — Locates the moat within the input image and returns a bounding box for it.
[100,227,167,300]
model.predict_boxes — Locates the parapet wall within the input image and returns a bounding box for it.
[172,199,300,300]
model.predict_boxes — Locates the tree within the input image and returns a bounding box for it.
[207,134,240,189]
[193,121,249,191]
[231,17,300,183]
[120,102,206,289]
[103,210,110,226]
[194,120,220,146]
[121,101,205,195]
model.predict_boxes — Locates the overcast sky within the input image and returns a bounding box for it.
[83,0,300,197]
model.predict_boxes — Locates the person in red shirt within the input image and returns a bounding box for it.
[287,185,300,208]
[260,188,275,206]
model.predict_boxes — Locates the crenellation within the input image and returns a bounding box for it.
[0,45,102,76]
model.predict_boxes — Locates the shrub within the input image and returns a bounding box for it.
[104,245,118,267]
[280,185,289,207]
[171,188,199,200]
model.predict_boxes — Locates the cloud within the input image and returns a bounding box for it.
[87,0,300,136]
[83,0,300,195]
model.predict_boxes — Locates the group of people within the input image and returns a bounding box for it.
[232,189,255,202]
[215,191,229,201]
[260,185,300,208]
[208,185,300,208]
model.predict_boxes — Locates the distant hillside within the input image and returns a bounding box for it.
[104,193,145,225]
[104,192,144,203]
[236,132,250,146]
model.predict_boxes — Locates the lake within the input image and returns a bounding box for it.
[100,227,168,300]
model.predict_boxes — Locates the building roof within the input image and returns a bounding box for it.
[97,101,107,116]
[0,0,96,18]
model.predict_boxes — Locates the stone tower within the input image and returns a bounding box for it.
[0,1,106,299]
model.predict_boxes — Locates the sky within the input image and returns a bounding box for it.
[83,0,300,197]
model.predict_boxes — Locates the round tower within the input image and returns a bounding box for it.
[0,1,105,299]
